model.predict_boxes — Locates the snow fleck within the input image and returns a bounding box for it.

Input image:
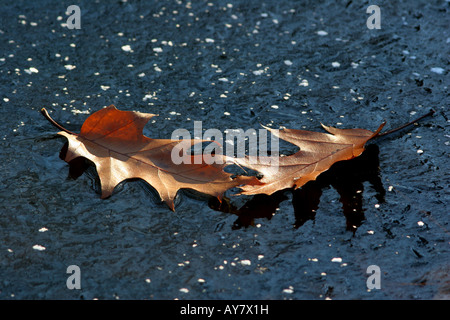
[240,259,251,266]
[121,45,132,52]
[299,79,309,87]
[331,257,342,263]
[223,111,231,116]
[100,85,110,91]
[3,98,9,102]
[38,227,48,232]
[253,69,264,76]
[331,61,341,67]
[218,77,228,82]
[417,149,423,154]
[430,67,444,74]
[154,66,162,72]
[143,93,155,101]
[284,60,293,66]
[145,278,151,283]
[205,38,215,43]
[417,221,424,227]
[64,65,76,70]
[179,288,189,293]
[24,67,39,74]
[33,244,46,251]
[282,286,294,294]
[271,105,279,109]
[317,30,328,36]
[138,72,145,77]
[153,47,163,53]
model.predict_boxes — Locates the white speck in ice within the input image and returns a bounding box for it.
[240,260,251,266]
[153,47,163,53]
[258,255,264,260]
[33,244,46,251]
[205,38,215,43]
[351,62,359,69]
[271,105,279,109]
[417,221,424,227]
[143,94,154,101]
[272,19,279,24]
[220,94,227,98]
[417,149,423,154]
[64,65,76,70]
[179,288,189,293]
[138,73,145,77]
[154,66,162,72]
[223,111,230,116]
[253,69,264,76]
[317,30,328,36]
[24,67,39,74]
[101,85,110,91]
[38,227,48,232]
[121,45,132,52]
[218,77,228,82]
[145,278,151,283]
[331,257,342,263]
[3,98,9,102]
[282,286,294,294]
[299,79,309,87]
[284,60,293,66]
[261,13,268,18]
[331,61,340,67]
[430,67,444,74]
[71,109,90,115]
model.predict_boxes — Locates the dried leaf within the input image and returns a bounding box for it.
[234,122,385,195]
[48,105,258,210]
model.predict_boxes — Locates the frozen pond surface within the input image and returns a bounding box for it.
[0,0,448,300]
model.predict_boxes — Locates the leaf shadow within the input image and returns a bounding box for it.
[209,144,386,233]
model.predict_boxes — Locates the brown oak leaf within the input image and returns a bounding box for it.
[42,105,258,210]
[234,122,385,195]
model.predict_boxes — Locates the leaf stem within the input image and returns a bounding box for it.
[377,109,435,137]
[40,108,77,136]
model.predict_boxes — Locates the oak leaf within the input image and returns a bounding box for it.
[234,122,385,196]
[42,105,258,210]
